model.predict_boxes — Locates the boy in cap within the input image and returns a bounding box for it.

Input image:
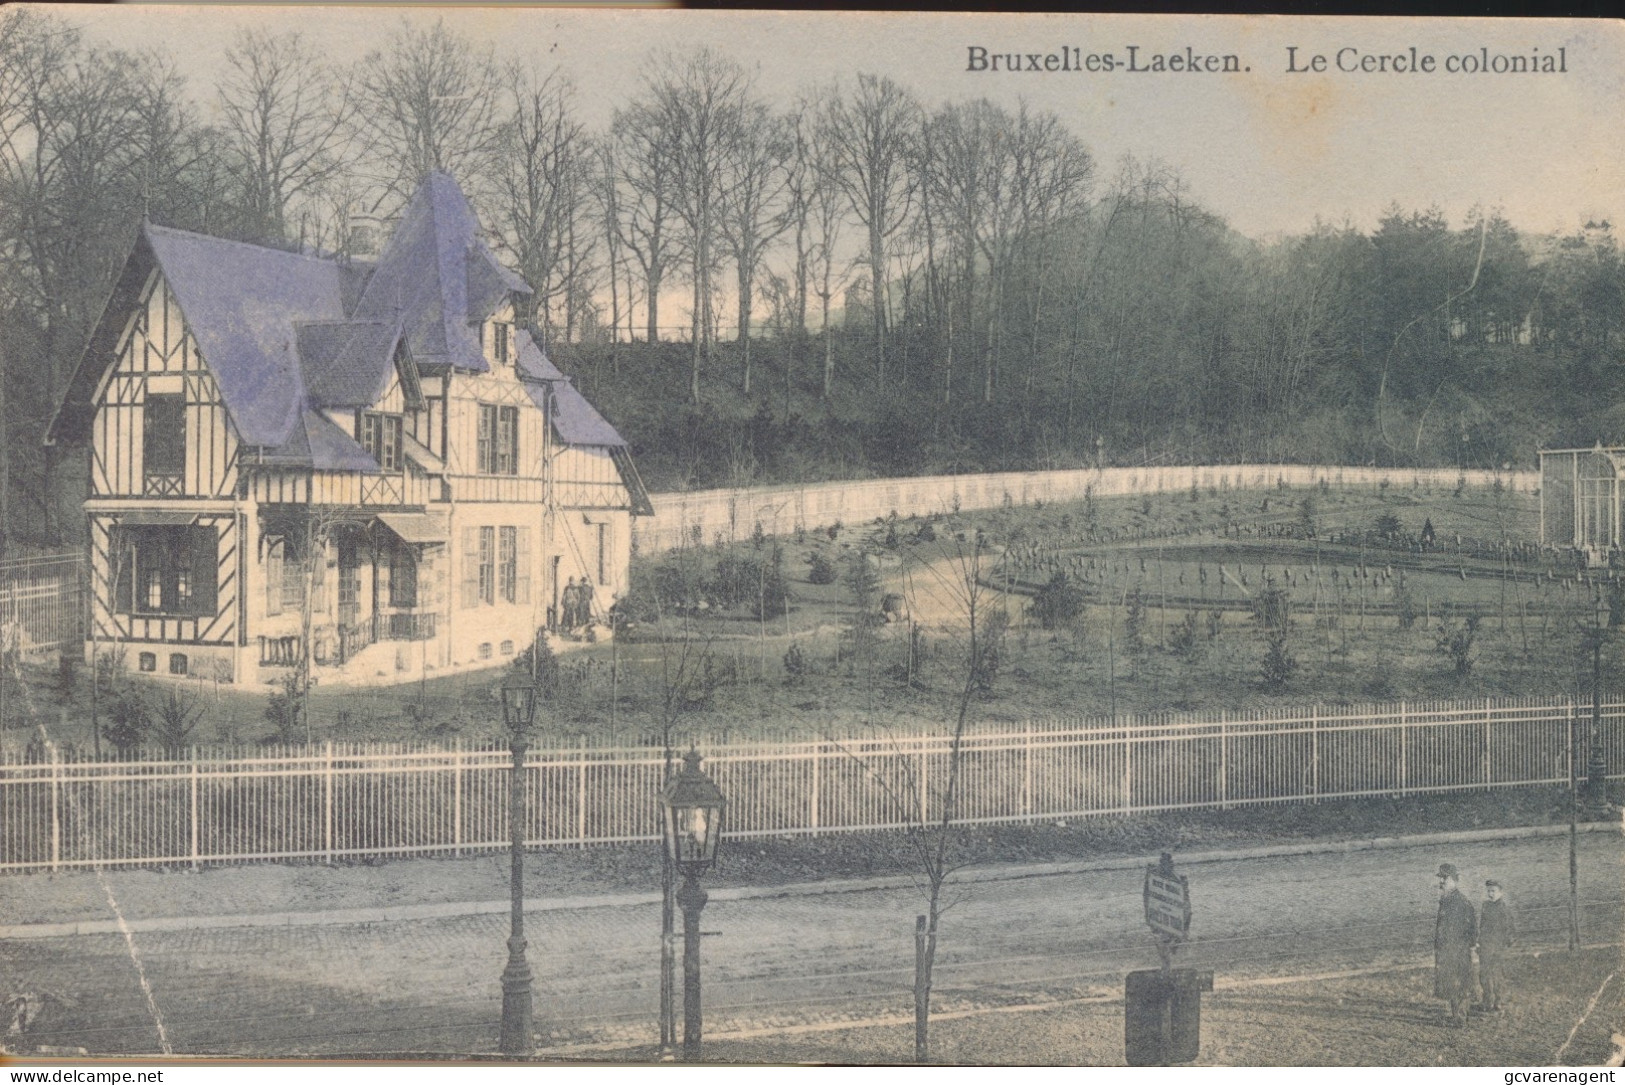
[1434,862,1477,1026]
[1475,879,1515,1013]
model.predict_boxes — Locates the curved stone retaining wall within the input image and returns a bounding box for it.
[633,464,1538,554]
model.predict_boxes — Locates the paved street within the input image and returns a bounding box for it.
[2,831,1621,1060]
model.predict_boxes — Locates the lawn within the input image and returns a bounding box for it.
[2,478,1614,757]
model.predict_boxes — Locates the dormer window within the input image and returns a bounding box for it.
[360,411,403,470]
[493,321,510,366]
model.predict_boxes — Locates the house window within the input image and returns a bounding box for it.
[360,412,403,471]
[114,525,217,618]
[493,322,510,366]
[143,395,185,494]
[478,526,495,604]
[139,652,156,673]
[498,526,517,603]
[389,543,418,608]
[461,525,528,607]
[169,653,188,676]
[477,404,519,475]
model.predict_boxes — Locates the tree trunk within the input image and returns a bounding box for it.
[870,228,886,391]
[646,267,663,343]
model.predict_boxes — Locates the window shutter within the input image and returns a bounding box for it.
[461,527,479,609]
[515,527,531,605]
[112,529,133,614]
[191,525,218,617]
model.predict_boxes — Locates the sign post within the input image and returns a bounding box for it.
[1125,853,1213,1066]
[1143,851,1193,968]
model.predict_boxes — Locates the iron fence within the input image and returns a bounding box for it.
[0,553,84,658]
[1,694,1617,873]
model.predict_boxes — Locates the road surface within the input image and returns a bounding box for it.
[3,832,1620,1058]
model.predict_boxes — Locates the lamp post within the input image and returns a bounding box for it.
[499,675,538,1055]
[658,749,725,1062]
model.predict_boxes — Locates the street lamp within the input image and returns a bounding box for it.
[499,675,538,1056]
[659,749,726,1061]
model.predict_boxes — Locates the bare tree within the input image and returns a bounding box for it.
[351,18,504,200]
[490,65,591,346]
[0,11,155,544]
[717,101,791,396]
[609,95,678,342]
[822,73,919,392]
[216,28,357,242]
[824,535,999,1062]
[642,48,750,403]
[806,95,850,400]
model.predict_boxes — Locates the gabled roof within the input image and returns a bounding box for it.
[49,223,345,447]
[296,321,401,409]
[258,410,380,473]
[512,327,628,449]
[352,171,529,373]
[51,171,533,462]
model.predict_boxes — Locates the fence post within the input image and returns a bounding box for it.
[323,740,333,865]
[1483,698,1493,788]
[50,743,61,874]
[1122,729,1133,812]
[810,742,821,838]
[577,735,588,848]
[453,740,463,858]
[189,749,199,871]
[1023,729,1033,819]
[1311,706,1320,801]
[1219,714,1228,810]
[1398,701,1408,795]
[918,745,928,825]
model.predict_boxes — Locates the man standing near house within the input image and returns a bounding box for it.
[1476,879,1515,1014]
[579,578,596,628]
[562,577,580,630]
[1434,863,1478,1026]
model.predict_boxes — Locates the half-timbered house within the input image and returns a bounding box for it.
[48,171,650,685]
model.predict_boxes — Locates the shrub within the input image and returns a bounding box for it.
[1435,615,1480,677]
[264,673,304,744]
[150,687,203,750]
[1029,571,1087,631]
[782,642,807,683]
[1374,513,1403,540]
[106,691,151,754]
[808,549,838,585]
[1169,611,1200,657]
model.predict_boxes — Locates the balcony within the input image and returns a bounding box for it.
[385,611,437,641]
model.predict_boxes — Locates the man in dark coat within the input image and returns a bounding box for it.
[1476,879,1515,1013]
[1435,863,1478,1026]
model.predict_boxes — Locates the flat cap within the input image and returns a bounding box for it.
[1437,863,1459,879]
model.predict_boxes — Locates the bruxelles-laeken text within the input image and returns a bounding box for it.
[967,45,1245,74]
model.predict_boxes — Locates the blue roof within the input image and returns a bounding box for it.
[296,321,401,408]
[353,171,529,373]
[259,410,380,473]
[52,172,643,486]
[144,224,344,447]
[513,328,628,448]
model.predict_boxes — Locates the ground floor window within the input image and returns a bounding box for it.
[462,525,530,607]
[113,525,217,618]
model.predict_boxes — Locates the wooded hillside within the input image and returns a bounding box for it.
[1,10,1619,542]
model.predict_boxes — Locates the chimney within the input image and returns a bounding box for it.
[347,214,384,258]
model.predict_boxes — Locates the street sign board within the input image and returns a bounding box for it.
[1144,858,1192,942]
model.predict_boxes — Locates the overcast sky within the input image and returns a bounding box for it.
[48,6,1625,241]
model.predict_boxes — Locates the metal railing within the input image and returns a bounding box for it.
[1,694,1616,873]
[0,553,84,657]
